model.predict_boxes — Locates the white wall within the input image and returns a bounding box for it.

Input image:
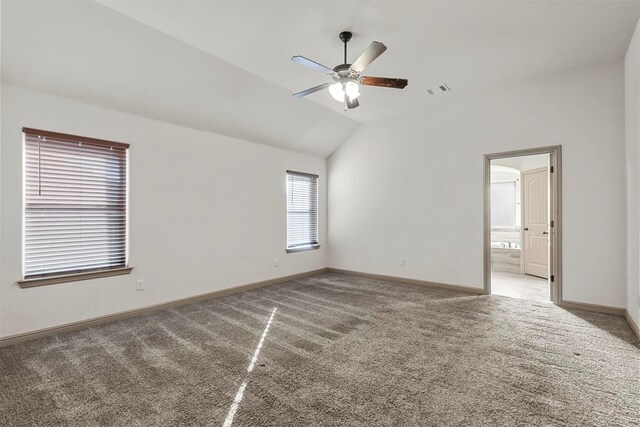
[625,19,640,326]
[328,62,627,308]
[0,85,327,338]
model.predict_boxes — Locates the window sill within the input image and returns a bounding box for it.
[286,245,321,253]
[18,267,133,288]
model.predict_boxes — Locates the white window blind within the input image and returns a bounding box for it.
[286,171,319,251]
[23,128,129,279]
[491,181,517,228]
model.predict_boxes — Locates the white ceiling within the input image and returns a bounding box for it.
[97,0,640,123]
[1,0,359,157]
[3,1,640,157]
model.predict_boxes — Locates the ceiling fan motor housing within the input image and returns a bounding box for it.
[332,64,359,84]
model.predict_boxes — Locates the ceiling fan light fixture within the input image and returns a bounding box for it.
[329,82,345,102]
[291,31,408,110]
[345,81,361,101]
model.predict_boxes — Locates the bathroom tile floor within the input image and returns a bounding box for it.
[492,271,550,302]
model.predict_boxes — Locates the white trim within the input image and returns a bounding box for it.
[484,146,562,304]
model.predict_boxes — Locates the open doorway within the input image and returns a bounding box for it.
[483,146,562,304]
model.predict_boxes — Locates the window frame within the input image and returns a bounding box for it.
[285,170,320,253]
[18,128,132,288]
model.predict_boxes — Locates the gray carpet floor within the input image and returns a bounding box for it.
[1,272,638,426]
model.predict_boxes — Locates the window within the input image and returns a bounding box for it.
[491,181,517,228]
[286,171,319,252]
[20,128,130,286]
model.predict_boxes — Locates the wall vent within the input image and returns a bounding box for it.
[427,84,451,95]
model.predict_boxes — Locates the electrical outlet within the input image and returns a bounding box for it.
[274,258,279,267]
[136,279,144,291]
[400,258,405,266]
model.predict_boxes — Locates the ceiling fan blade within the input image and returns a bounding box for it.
[360,76,408,89]
[350,42,387,73]
[292,82,332,98]
[291,56,335,74]
[346,97,360,109]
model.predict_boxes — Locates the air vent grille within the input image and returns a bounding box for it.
[427,84,451,95]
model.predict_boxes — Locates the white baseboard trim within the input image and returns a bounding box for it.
[4,268,636,347]
[327,268,486,295]
[329,269,640,339]
[558,300,640,339]
[0,268,329,348]
[559,299,626,316]
[624,310,640,340]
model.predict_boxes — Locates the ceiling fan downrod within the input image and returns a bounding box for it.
[339,31,352,65]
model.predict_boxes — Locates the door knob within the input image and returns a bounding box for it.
[524,228,529,231]
[543,231,549,235]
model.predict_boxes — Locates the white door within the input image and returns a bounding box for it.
[523,169,549,279]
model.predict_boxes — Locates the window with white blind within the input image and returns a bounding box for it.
[20,128,131,286]
[286,171,319,252]
[491,181,517,228]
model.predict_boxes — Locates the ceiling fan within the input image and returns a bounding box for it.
[291,31,408,110]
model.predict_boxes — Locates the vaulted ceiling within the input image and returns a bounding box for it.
[3,1,640,157]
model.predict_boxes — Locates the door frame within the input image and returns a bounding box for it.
[483,146,562,304]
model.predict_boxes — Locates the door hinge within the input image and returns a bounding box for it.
[550,166,554,173]
[550,220,554,227]
[550,275,555,282]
